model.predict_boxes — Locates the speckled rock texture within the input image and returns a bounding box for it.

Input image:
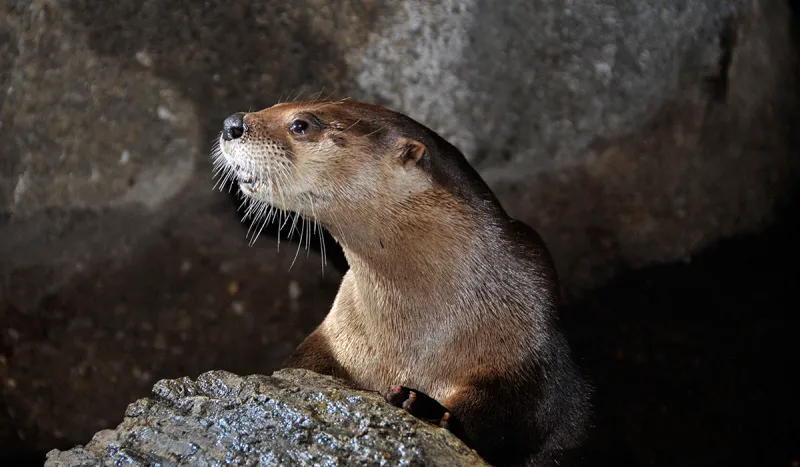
[350,0,800,290]
[1,0,798,461]
[44,369,488,467]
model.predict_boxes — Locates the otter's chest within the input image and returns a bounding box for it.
[334,336,454,401]
[321,282,457,400]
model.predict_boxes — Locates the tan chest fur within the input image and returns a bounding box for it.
[319,269,540,403]
[319,274,456,401]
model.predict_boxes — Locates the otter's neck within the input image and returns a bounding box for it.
[327,194,503,315]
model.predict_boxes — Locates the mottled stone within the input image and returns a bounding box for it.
[45,369,489,467]
[348,0,799,291]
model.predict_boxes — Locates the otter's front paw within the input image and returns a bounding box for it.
[382,385,453,429]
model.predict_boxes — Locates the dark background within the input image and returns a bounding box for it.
[1,1,799,466]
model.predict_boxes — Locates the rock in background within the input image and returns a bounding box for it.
[0,0,798,461]
[350,0,799,290]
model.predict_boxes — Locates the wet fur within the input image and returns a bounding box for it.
[215,100,591,466]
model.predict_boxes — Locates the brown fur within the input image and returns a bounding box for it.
[215,100,591,466]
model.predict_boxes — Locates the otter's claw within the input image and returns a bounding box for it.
[382,384,454,429]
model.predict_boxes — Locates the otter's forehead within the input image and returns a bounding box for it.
[249,100,427,140]
[258,101,377,123]
[267,100,395,119]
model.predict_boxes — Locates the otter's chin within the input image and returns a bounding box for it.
[238,179,268,197]
[238,181,292,212]
[227,162,270,196]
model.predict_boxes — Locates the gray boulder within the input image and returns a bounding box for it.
[349,0,799,291]
[44,369,489,467]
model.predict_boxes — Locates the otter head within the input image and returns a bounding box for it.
[213,101,452,234]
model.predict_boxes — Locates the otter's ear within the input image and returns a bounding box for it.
[396,138,426,168]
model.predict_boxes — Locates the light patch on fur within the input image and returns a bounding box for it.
[212,130,328,269]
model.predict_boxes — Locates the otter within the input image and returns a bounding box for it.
[214,100,591,466]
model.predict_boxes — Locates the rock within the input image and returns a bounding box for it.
[44,369,489,467]
[348,0,800,292]
[0,1,345,456]
[0,0,199,315]
[0,212,343,459]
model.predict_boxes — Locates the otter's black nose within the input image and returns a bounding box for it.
[222,112,246,141]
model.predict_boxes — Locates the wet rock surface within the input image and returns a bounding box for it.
[44,369,488,467]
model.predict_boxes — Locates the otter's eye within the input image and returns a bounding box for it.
[289,119,310,135]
